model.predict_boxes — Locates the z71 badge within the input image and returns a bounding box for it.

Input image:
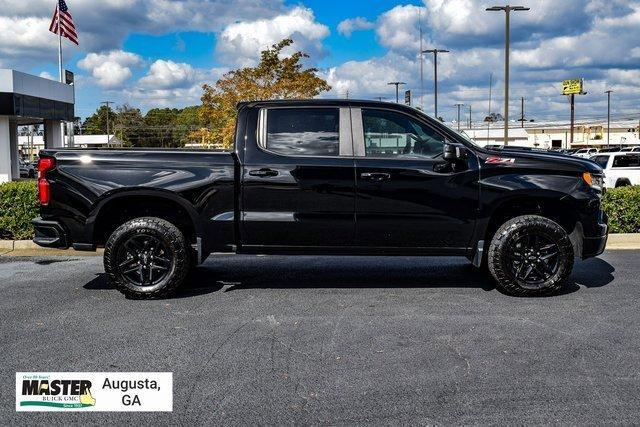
[485,157,516,164]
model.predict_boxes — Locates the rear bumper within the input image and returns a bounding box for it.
[32,217,69,248]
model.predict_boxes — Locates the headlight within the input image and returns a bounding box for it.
[583,172,603,190]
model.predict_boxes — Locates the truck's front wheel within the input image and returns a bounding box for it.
[104,217,190,299]
[487,215,574,297]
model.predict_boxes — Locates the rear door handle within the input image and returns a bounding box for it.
[248,168,279,177]
[360,172,391,181]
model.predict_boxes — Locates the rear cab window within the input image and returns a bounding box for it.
[263,108,340,157]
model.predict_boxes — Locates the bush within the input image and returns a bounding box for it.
[0,180,38,240]
[602,185,640,233]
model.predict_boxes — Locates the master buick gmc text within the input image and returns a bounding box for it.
[32,100,608,298]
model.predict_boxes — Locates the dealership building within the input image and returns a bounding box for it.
[0,69,74,183]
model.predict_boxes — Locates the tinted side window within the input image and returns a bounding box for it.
[592,156,609,168]
[362,109,444,159]
[266,108,339,156]
[612,155,638,168]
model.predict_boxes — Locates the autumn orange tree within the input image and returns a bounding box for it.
[197,38,331,149]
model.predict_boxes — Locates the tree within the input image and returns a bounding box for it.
[114,104,144,146]
[198,38,331,149]
[83,105,115,135]
[143,108,181,147]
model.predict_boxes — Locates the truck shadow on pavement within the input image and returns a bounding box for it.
[83,255,616,299]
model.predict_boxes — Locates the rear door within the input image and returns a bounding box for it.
[352,107,479,251]
[240,106,356,250]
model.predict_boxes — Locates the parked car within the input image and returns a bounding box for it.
[32,100,608,298]
[18,159,35,178]
[589,152,640,188]
[573,148,599,158]
[620,146,640,153]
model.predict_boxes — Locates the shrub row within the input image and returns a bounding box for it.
[602,185,640,234]
[0,181,639,240]
[0,180,38,240]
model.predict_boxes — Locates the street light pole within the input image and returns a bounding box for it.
[387,82,406,103]
[422,49,449,119]
[486,5,530,145]
[455,103,465,131]
[605,90,613,148]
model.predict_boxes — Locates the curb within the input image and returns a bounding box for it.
[1,234,640,256]
[0,240,102,257]
[606,233,640,250]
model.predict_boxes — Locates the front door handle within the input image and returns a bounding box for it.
[248,168,279,177]
[360,172,391,181]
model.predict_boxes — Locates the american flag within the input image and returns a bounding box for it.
[49,0,79,45]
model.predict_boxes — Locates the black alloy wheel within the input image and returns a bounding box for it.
[116,234,173,288]
[487,215,574,297]
[104,217,191,299]
[506,232,560,290]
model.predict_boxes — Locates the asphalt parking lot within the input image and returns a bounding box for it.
[1,250,639,424]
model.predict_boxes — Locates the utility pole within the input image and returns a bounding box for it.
[520,96,525,128]
[605,90,613,148]
[455,103,465,131]
[419,9,424,111]
[468,105,472,129]
[422,49,449,119]
[488,73,493,140]
[387,82,406,103]
[486,5,530,145]
[101,101,114,147]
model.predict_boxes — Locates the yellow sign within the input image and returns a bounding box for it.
[562,78,583,95]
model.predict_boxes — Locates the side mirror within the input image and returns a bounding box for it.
[443,141,467,161]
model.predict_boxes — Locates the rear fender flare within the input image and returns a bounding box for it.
[86,188,203,241]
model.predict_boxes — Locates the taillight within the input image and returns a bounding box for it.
[37,157,56,205]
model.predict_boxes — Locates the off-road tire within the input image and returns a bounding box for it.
[104,217,191,299]
[487,215,574,297]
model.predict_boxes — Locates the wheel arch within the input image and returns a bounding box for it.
[88,189,203,246]
[483,194,579,244]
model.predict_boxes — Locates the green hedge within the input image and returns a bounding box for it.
[602,185,640,234]
[0,180,639,240]
[0,180,38,240]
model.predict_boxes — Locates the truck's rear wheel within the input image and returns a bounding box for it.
[487,215,574,297]
[104,217,190,299]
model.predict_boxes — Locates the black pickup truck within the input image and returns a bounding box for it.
[33,100,608,298]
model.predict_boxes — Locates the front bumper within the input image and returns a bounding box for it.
[582,210,608,259]
[32,217,69,248]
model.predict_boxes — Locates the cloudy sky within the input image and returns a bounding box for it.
[1,0,638,123]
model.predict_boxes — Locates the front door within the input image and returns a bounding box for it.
[241,106,356,249]
[352,107,478,250]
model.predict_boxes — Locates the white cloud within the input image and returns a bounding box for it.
[215,6,329,66]
[0,16,58,59]
[38,71,56,80]
[131,63,225,107]
[324,53,416,99]
[138,60,197,89]
[78,50,142,88]
[337,17,374,37]
[0,0,286,67]
[376,5,428,55]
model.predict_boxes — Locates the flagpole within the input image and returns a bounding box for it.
[56,1,66,147]
[57,2,63,82]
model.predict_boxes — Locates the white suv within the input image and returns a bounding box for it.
[574,148,599,158]
[589,153,640,188]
